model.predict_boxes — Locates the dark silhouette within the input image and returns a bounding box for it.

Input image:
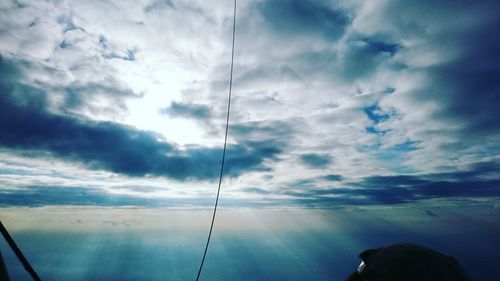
[1,249,11,281]
[346,243,473,281]
[0,220,41,281]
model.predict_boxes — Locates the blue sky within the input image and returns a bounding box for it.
[0,1,500,279]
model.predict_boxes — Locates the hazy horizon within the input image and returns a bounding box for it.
[2,204,500,281]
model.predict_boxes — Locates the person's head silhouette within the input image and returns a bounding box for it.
[346,243,473,281]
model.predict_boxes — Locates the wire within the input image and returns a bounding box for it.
[1,2,236,281]
[0,220,42,281]
[194,0,237,280]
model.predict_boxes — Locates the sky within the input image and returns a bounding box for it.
[1,0,500,208]
[0,0,500,280]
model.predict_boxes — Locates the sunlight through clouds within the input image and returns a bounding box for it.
[1,1,500,279]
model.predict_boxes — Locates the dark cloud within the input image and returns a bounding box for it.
[358,177,500,205]
[285,161,500,207]
[230,119,295,142]
[299,153,331,168]
[389,0,500,136]
[144,0,175,13]
[0,186,211,207]
[160,101,211,120]
[0,186,143,207]
[425,161,500,182]
[255,0,351,41]
[341,36,400,80]
[358,37,400,57]
[323,174,343,182]
[2,161,498,208]
[0,58,282,180]
[428,23,500,135]
[0,94,281,179]
[0,185,278,207]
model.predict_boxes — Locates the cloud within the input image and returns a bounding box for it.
[2,160,499,208]
[282,161,500,207]
[339,36,401,80]
[1,0,500,208]
[0,94,281,180]
[365,0,500,172]
[160,101,211,120]
[0,185,208,207]
[230,119,295,142]
[425,28,500,135]
[357,36,400,57]
[0,185,278,207]
[0,58,282,181]
[0,186,140,207]
[108,185,167,193]
[144,0,174,13]
[323,174,343,182]
[299,153,332,168]
[98,35,138,61]
[255,0,351,41]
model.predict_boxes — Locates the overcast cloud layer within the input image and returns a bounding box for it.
[1,0,499,208]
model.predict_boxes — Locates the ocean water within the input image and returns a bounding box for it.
[1,204,499,281]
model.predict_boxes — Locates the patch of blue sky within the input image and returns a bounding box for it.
[363,104,392,124]
[0,168,34,176]
[361,38,401,57]
[365,126,390,136]
[102,49,137,61]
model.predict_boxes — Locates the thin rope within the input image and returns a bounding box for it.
[0,220,42,281]
[195,0,236,280]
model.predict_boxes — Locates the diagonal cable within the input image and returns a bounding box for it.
[195,0,237,280]
[0,220,42,281]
